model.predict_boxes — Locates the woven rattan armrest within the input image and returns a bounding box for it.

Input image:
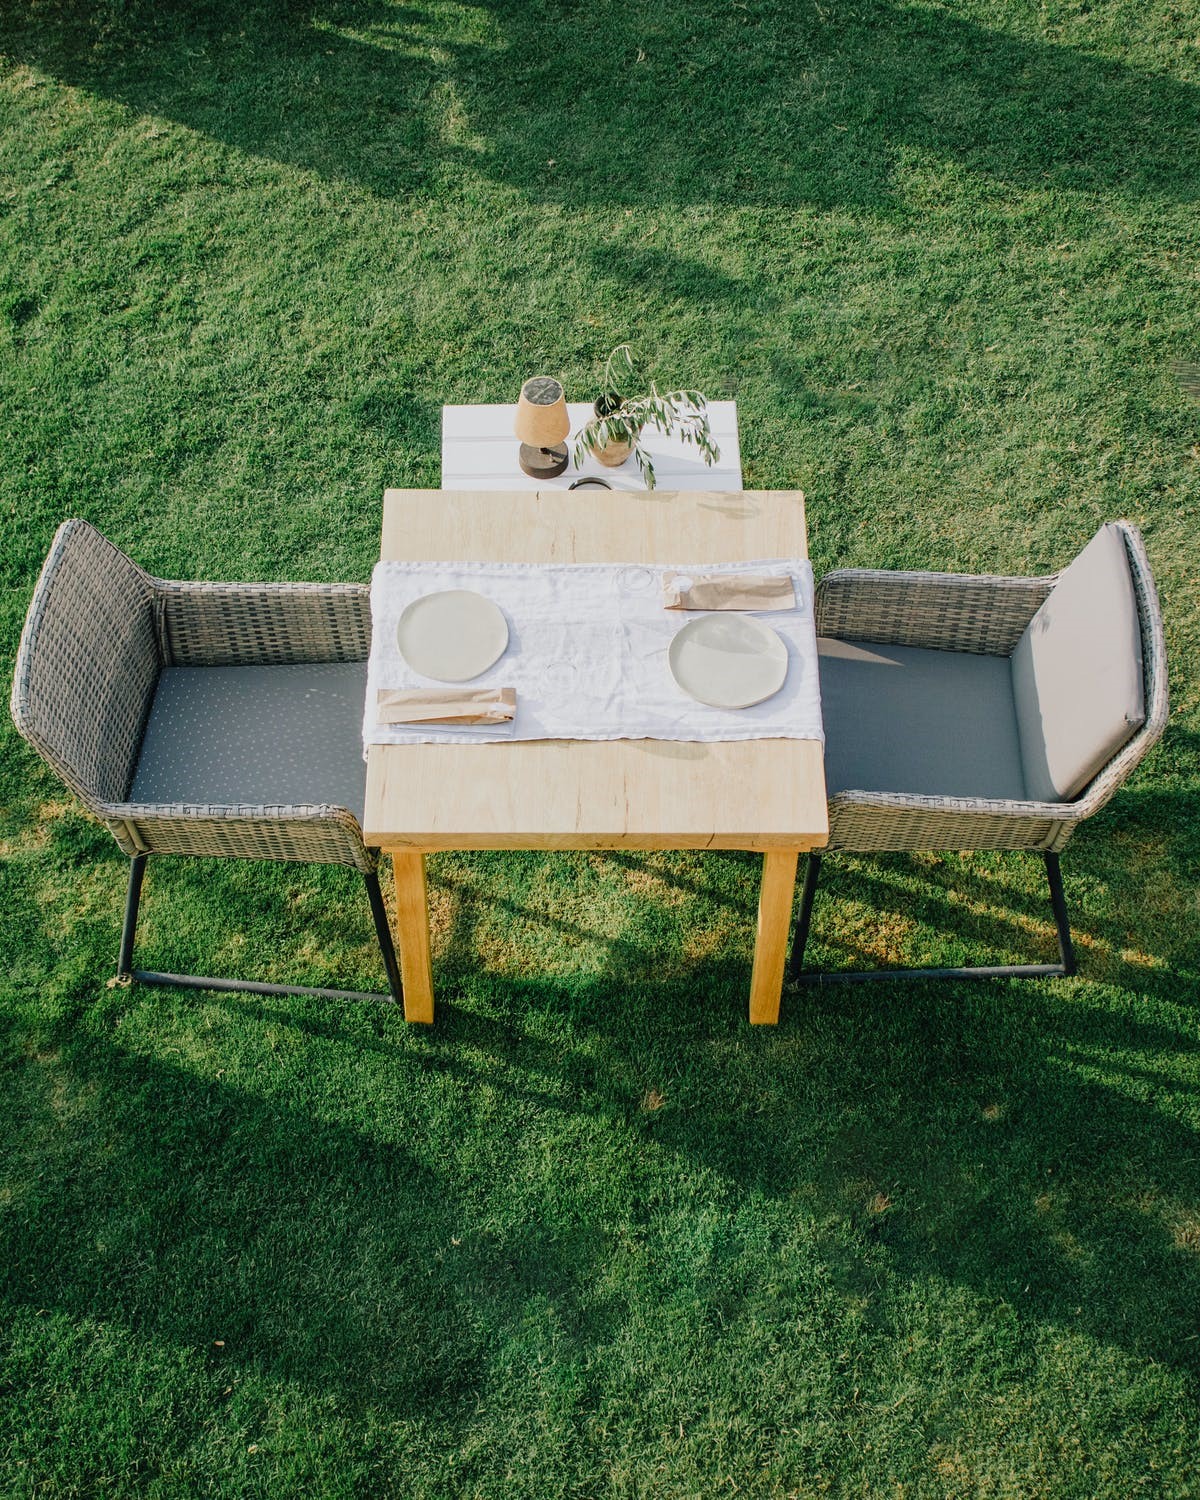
[153,579,371,667]
[97,798,377,872]
[815,569,1054,656]
[826,788,1085,854]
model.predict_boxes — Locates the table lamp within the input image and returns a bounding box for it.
[514,376,570,479]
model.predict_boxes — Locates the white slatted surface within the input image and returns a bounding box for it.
[441,401,742,492]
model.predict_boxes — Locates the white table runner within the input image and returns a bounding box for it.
[363,559,824,747]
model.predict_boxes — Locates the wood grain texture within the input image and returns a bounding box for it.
[391,853,434,1024]
[365,739,826,851]
[749,850,801,1024]
[365,489,826,851]
[380,487,807,564]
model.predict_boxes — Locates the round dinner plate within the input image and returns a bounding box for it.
[396,589,509,682]
[668,612,789,709]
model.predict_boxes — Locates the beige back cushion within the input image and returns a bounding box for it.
[1012,523,1144,802]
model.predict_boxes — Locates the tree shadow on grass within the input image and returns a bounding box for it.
[0,1018,625,1429]
[5,725,1198,1423]
[122,937,1200,1398]
[403,797,1200,1386]
[4,815,1200,1438]
[3,0,1198,211]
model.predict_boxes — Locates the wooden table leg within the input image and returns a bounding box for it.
[749,850,800,1025]
[391,852,434,1024]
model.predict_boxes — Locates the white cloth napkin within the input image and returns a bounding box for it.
[363,558,824,748]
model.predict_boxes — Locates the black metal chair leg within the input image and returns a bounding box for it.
[117,853,148,979]
[787,853,823,981]
[118,857,401,1004]
[1044,851,1077,976]
[364,870,404,1003]
[789,851,1079,984]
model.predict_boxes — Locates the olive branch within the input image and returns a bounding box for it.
[573,346,720,489]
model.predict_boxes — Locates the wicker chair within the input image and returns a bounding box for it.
[10,519,402,1003]
[790,520,1168,984]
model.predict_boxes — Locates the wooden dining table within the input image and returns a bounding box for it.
[362,487,828,1025]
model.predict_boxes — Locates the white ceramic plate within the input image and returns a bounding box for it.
[396,589,509,682]
[668,612,789,709]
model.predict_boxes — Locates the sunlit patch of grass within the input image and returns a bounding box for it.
[1118,946,1166,970]
[0,799,77,858]
[609,853,692,910]
[820,899,920,967]
[680,915,740,964]
[34,862,125,941]
[928,1443,973,1491]
[1167,1210,1200,1254]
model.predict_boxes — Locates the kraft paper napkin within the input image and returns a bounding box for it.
[377,686,517,726]
[662,571,796,611]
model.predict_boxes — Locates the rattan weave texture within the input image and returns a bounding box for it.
[11,520,377,874]
[816,569,1054,657]
[11,519,159,806]
[157,581,371,667]
[814,523,1167,854]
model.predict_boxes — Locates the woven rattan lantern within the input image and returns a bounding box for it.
[514,376,570,478]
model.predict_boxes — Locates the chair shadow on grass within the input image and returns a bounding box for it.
[4,0,1199,213]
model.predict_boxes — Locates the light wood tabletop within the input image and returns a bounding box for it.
[364,488,828,1026]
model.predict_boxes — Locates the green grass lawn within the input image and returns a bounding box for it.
[3,0,1200,1492]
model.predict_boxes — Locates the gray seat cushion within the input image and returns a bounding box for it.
[131,661,367,820]
[818,638,1027,801]
[1011,523,1144,802]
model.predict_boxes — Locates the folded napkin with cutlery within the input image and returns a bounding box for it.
[662,571,796,612]
[376,687,517,726]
